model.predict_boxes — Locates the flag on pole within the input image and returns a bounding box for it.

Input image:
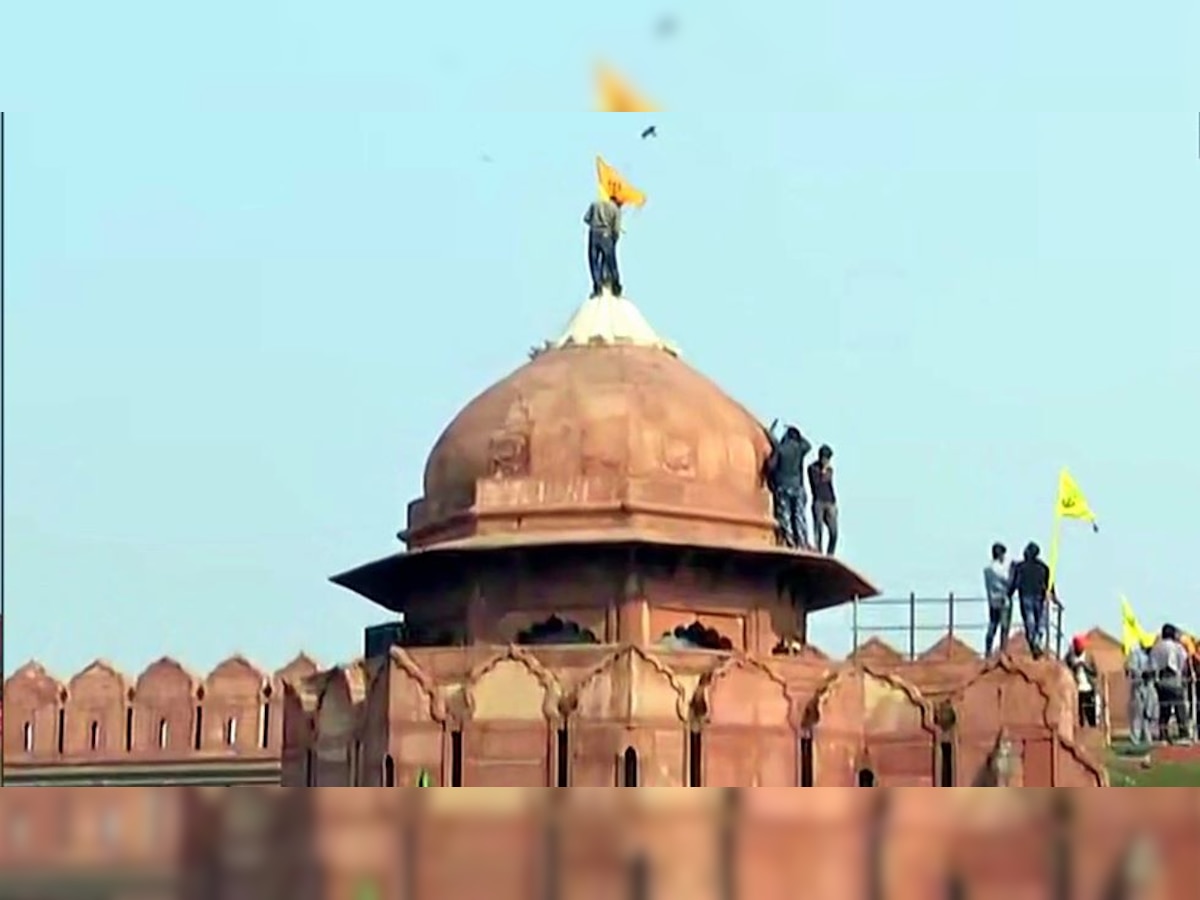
[1120,595,1154,655]
[1055,468,1099,532]
[1048,467,1099,591]
[596,156,647,207]
[594,62,659,112]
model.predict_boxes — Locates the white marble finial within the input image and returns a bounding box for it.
[554,291,680,355]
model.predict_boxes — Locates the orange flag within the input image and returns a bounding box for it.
[595,62,659,112]
[595,156,647,208]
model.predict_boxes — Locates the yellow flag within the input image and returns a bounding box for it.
[594,62,660,112]
[1055,467,1098,530]
[596,156,647,208]
[1120,595,1154,655]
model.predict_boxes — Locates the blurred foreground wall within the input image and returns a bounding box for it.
[0,788,1196,900]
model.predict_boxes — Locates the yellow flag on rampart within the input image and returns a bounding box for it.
[1055,467,1098,530]
[595,63,659,112]
[1120,595,1154,655]
[596,156,647,207]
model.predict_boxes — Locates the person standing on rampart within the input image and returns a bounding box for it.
[1009,542,1050,659]
[807,445,839,555]
[982,542,1013,656]
[764,420,812,549]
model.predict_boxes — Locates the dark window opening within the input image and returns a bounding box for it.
[89,721,100,751]
[517,616,601,646]
[124,708,133,752]
[622,746,639,787]
[384,754,396,787]
[857,768,876,787]
[688,731,703,787]
[56,710,65,754]
[556,727,570,787]
[193,705,204,751]
[450,730,463,786]
[657,622,734,652]
[939,740,955,787]
[800,736,814,786]
[22,721,33,753]
[260,699,271,749]
[305,749,315,787]
[158,718,169,749]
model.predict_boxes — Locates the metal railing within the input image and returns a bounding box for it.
[849,593,1066,661]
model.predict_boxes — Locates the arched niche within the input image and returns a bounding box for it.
[808,667,936,787]
[515,615,600,646]
[132,658,199,757]
[695,657,796,786]
[954,657,1064,786]
[567,647,688,786]
[461,648,560,786]
[204,655,270,754]
[360,648,444,787]
[3,662,65,760]
[64,661,132,759]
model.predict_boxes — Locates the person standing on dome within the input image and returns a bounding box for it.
[764,420,812,549]
[583,193,625,298]
[808,445,839,555]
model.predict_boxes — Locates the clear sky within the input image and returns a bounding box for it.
[4,1,1198,677]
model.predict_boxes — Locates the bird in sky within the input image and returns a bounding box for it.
[654,15,678,39]
[641,126,657,139]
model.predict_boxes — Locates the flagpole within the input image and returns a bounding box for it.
[1047,511,1063,591]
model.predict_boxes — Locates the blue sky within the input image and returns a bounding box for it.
[4,1,1199,676]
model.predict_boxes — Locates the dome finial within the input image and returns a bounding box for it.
[554,291,679,355]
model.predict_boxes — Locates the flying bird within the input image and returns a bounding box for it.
[641,126,657,139]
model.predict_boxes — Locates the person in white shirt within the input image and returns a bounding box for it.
[1065,635,1099,727]
[982,542,1013,656]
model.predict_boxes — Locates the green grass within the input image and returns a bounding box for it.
[1107,755,1200,786]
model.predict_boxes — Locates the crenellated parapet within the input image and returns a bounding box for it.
[280,634,1107,789]
[2,652,321,768]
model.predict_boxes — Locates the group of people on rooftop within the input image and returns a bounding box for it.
[985,541,1198,746]
[982,540,1055,659]
[1063,623,1197,746]
[762,421,839,555]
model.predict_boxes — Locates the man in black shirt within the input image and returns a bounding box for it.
[1009,542,1051,659]
[807,445,838,555]
[764,421,812,548]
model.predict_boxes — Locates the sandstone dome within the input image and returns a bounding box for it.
[404,294,776,551]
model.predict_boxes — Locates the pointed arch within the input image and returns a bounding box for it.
[955,654,1062,735]
[64,661,132,759]
[357,647,444,788]
[571,645,690,723]
[3,662,66,759]
[696,655,794,728]
[695,655,798,786]
[464,646,561,723]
